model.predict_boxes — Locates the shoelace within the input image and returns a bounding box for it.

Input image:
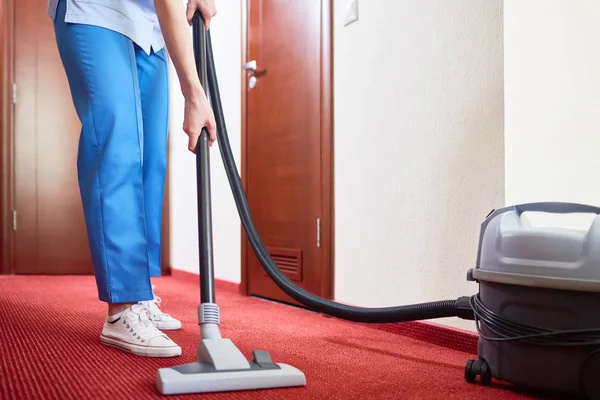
[128,304,164,339]
[144,296,171,321]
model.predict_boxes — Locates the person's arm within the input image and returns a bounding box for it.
[154,0,217,151]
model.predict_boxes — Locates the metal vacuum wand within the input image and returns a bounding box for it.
[194,12,216,308]
[193,12,220,340]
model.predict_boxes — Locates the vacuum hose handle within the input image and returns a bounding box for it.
[193,12,209,96]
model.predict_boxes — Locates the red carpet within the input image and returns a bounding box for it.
[0,273,552,400]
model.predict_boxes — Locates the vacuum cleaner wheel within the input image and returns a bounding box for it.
[465,359,492,386]
[581,351,600,400]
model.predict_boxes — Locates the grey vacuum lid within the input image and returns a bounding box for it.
[470,202,600,292]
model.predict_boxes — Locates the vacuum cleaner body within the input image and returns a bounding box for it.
[467,203,600,398]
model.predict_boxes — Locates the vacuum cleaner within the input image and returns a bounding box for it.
[157,14,600,400]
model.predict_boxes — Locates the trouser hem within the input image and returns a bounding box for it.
[100,289,154,304]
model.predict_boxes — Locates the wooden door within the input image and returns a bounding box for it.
[12,0,93,274]
[242,0,333,304]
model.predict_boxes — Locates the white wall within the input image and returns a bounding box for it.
[168,0,505,332]
[168,0,242,282]
[333,0,504,331]
[504,0,600,229]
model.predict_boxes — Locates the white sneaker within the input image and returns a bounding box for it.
[139,285,182,331]
[100,304,182,358]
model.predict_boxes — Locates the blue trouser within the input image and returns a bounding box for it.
[52,0,169,303]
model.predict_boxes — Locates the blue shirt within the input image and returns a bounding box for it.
[47,0,165,55]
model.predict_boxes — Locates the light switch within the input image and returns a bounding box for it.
[344,0,358,27]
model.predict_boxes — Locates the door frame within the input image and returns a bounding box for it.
[0,0,15,275]
[239,0,335,300]
[0,1,171,275]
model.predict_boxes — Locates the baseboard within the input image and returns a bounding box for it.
[320,299,479,354]
[366,321,478,355]
[160,264,172,276]
[167,268,479,355]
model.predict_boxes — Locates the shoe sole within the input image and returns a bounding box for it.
[154,321,182,331]
[100,335,182,358]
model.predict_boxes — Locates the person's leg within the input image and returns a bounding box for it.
[135,46,182,330]
[52,1,153,308]
[51,0,181,358]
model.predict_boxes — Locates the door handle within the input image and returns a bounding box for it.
[243,60,267,76]
[244,60,266,89]
[243,60,257,73]
[244,61,258,89]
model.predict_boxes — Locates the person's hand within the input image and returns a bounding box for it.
[183,88,217,153]
[186,0,217,29]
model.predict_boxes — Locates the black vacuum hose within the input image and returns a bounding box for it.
[204,31,473,323]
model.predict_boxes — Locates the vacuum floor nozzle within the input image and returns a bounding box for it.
[156,345,306,395]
